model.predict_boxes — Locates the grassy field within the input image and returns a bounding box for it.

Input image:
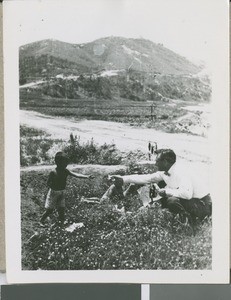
[21,168,212,271]
[20,114,212,270]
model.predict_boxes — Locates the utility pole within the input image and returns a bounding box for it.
[150,104,153,121]
[150,103,156,121]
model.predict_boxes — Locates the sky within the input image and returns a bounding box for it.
[4,0,228,68]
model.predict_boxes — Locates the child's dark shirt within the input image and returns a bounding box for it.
[48,168,71,191]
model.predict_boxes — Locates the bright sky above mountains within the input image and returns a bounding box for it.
[4,0,227,69]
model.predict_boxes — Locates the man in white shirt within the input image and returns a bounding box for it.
[108,149,212,222]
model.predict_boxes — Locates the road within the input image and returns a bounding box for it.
[20,109,212,186]
[20,110,211,163]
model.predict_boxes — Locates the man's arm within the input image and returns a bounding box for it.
[111,172,164,186]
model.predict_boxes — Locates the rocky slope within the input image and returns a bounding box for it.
[19,37,211,102]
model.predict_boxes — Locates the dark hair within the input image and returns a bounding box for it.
[155,149,176,164]
[55,152,68,165]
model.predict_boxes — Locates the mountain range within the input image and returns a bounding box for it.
[19,37,211,102]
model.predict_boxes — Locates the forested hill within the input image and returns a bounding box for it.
[19,37,211,102]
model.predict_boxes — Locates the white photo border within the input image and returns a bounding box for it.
[4,0,230,283]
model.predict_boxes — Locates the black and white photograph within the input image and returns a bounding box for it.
[4,0,229,283]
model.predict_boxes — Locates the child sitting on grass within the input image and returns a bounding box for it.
[80,175,133,213]
[40,151,94,226]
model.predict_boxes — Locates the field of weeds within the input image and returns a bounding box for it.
[20,94,203,134]
[20,126,128,167]
[20,124,212,271]
[21,166,212,271]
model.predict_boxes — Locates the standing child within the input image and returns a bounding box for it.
[40,151,94,225]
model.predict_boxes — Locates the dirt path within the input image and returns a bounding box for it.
[21,163,127,174]
[20,109,211,185]
[20,110,210,164]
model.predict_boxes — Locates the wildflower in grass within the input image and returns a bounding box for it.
[22,163,212,271]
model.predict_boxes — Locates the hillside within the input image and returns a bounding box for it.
[19,37,211,103]
[19,37,202,79]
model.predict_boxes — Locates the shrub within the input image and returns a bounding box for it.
[64,134,123,165]
[20,126,64,166]
[20,127,124,166]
